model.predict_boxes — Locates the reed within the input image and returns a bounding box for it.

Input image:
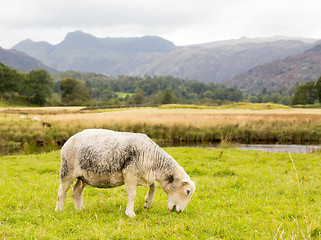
[1,106,321,155]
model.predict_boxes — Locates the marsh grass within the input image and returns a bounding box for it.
[160,102,291,110]
[1,107,321,155]
[1,148,321,239]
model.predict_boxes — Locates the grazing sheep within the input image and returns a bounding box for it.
[55,129,195,217]
[42,122,51,128]
[33,117,41,121]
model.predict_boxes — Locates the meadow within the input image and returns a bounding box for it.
[1,148,321,239]
[1,104,321,155]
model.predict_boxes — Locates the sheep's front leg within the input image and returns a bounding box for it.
[144,181,156,209]
[124,174,138,217]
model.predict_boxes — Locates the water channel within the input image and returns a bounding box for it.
[161,142,321,154]
[236,144,321,153]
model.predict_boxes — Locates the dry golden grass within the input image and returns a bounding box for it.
[0,106,84,115]
[34,107,321,129]
[1,105,321,155]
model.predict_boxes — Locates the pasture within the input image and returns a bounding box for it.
[1,148,321,239]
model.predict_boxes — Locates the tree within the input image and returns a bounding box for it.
[100,89,117,102]
[153,91,163,105]
[190,81,206,94]
[133,88,145,104]
[291,81,316,105]
[202,90,213,99]
[225,88,243,102]
[0,63,23,99]
[25,70,53,105]
[316,76,321,103]
[60,78,92,105]
[162,88,175,104]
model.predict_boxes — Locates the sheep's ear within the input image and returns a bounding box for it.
[182,178,189,185]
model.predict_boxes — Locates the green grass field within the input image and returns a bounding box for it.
[116,92,134,99]
[0,96,38,107]
[1,148,321,239]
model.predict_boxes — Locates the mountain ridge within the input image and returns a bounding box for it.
[14,31,177,74]
[12,31,319,89]
[0,47,57,73]
[133,39,316,83]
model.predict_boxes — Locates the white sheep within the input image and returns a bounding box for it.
[55,129,195,217]
[33,117,40,121]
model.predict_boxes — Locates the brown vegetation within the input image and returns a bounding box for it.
[1,106,321,155]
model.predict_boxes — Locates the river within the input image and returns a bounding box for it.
[161,142,321,154]
[236,144,321,153]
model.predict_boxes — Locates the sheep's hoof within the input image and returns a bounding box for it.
[144,200,152,209]
[125,210,136,218]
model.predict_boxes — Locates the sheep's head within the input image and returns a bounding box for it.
[162,173,195,213]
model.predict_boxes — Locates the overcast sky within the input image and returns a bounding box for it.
[1,0,320,49]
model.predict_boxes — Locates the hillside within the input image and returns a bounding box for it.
[224,43,321,93]
[0,47,56,73]
[134,38,314,83]
[13,31,316,83]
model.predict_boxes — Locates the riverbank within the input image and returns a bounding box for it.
[1,105,321,155]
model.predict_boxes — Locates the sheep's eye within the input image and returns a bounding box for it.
[186,189,191,195]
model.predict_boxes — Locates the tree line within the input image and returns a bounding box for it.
[2,63,321,107]
[0,65,244,106]
[53,71,244,106]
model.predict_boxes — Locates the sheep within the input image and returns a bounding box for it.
[33,117,41,121]
[55,129,195,217]
[42,122,51,128]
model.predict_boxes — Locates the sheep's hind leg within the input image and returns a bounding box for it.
[55,177,74,211]
[72,178,86,210]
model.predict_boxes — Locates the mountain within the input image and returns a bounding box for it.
[0,47,57,73]
[13,31,317,84]
[13,31,177,75]
[223,42,321,93]
[133,38,315,83]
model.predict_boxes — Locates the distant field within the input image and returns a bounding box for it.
[0,96,38,107]
[1,103,321,154]
[116,92,134,98]
[159,102,292,110]
[0,106,84,114]
[1,148,320,239]
[22,104,321,127]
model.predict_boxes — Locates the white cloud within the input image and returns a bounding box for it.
[0,0,320,48]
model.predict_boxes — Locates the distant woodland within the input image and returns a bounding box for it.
[52,70,244,106]
[1,63,321,106]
